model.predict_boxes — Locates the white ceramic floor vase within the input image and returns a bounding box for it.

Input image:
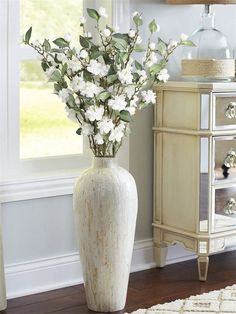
[73,157,138,312]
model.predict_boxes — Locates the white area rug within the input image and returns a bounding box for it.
[127,284,236,313]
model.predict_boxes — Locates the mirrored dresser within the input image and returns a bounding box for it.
[153,81,236,281]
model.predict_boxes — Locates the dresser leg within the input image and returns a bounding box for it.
[197,256,209,281]
[154,244,168,267]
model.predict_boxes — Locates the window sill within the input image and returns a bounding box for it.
[0,173,82,203]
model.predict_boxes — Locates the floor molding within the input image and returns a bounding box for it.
[5,240,236,299]
[5,238,155,299]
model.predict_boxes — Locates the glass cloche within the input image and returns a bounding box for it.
[182,5,235,81]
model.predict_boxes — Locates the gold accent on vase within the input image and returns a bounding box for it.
[181,59,235,79]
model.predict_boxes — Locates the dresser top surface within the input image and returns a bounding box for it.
[155,80,236,92]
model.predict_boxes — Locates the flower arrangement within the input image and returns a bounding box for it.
[23,7,193,157]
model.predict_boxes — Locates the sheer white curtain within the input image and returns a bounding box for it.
[0,205,6,311]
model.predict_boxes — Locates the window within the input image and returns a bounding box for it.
[0,0,130,201]
[20,0,84,159]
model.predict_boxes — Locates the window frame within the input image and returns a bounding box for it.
[0,0,130,202]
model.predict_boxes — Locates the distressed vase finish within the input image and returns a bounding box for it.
[73,157,138,312]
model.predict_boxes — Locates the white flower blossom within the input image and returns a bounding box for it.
[85,106,104,122]
[64,33,72,42]
[98,117,114,134]
[132,11,140,18]
[47,55,55,63]
[168,40,178,50]
[102,28,111,37]
[58,88,71,103]
[141,90,156,104]
[81,82,103,98]
[57,53,67,62]
[125,85,136,98]
[87,59,109,77]
[80,16,86,24]
[156,24,160,32]
[67,57,82,72]
[149,42,156,50]
[118,68,133,84]
[109,123,126,142]
[180,33,188,41]
[126,106,136,115]
[99,7,108,18]
[80,50,88,59]
[70,76,85,93]
[75,96,80,105]
[128,30,136,38]
[108,95,127,112]
[94,133,104,145]
[81,123,93,136]
[137,70,147,83]
[45,66,56,78]
[136,35,142,44]
[65,106,78,122]
[84,32,92,38]
[157,68,170,83]
[130,95,139,107]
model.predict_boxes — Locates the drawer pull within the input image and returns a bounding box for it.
[223,197,236,215]
[222,150,236,178]
[223,149,236,168]
[225,102,236,119]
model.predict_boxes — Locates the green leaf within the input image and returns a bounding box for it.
[149,63,162,75]
[108,65,116,76]
[133,14,143,27]
[90,50,103,59]
[68,94,75,107]
[25,26,32,44]
[148,19,158,33]
[83,69,93,82]
[107,74,118,84]
[76,127,82,135]
[61,63,68,76]
[54,83,61,92]
[135,60,143,70]
[181,40,195,47]
[87,8,100,21]
[112,33,129,43]
[51,48,64,53]
[53,38,69,48]
[139,101,152,109]
[112,37,128,51]
[48,70,61,82]
[43,39,51,52]
[134,44,145,52]
[120,52,129,63]
[157,38,167,56]
[80,36,90,48]
[41,61,49,72]
[120,110,132,122]
[98,91,111,102]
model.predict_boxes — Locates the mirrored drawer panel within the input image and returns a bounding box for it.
[214,136,236,182]
[213,93,236,130]
[213,186,236,232]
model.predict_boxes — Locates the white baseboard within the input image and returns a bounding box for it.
[5,239,155,299]
[5,240,236,299]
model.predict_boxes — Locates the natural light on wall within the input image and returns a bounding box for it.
[20,0,84,159]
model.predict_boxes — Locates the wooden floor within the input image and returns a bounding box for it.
[3,250,236,314]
